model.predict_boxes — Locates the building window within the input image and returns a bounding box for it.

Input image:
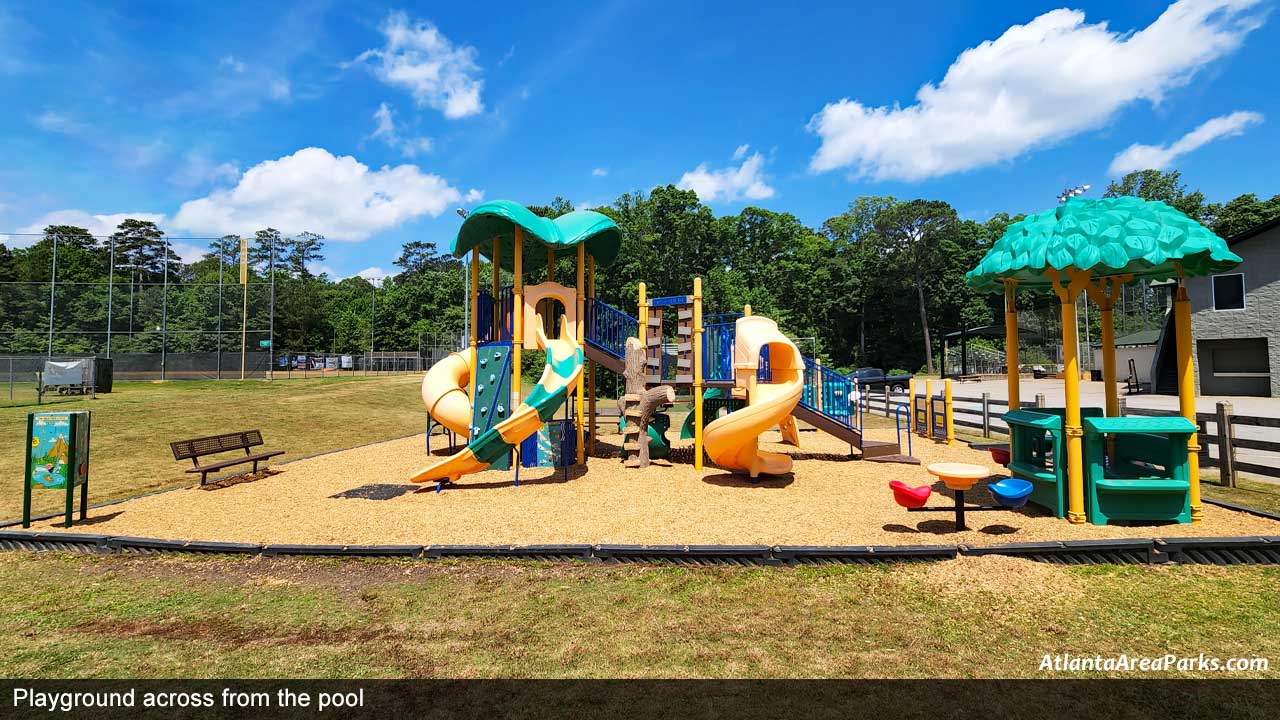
[1212,273,1245,311]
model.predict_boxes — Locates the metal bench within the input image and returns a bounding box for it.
[170,430,284,485]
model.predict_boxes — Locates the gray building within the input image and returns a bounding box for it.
[1175,216,1280,397]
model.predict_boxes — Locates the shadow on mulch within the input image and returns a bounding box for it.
[701,472,795,489]
[421,463,590,492]
[73,510,125,526]
[198,469,281,491]
[330,484,419,501]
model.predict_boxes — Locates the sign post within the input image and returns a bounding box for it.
[23,411,91,528]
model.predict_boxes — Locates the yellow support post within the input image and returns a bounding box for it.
[944,378,954,445]
[927,379,935,436]
[1054,269,1090,524]
[1004,280,1020,411]
[512,228,523,407]
[1174,275,1202,522]
[743,304,752,317]
[908,378,915,434]
[587,256,596,455]
[469,248,480,405]
[575,244,585,464]
[693,277,704,470]
[637,283,647,340]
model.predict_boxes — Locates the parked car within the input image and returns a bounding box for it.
[849,367,913,393]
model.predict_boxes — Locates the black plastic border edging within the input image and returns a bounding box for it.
[1203,497,1280,522]
[4,529,1276,565]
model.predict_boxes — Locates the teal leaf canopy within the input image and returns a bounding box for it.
[451,200,622,271]
[965,197,1241,294]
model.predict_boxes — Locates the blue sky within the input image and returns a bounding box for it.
[1,0,1277,280]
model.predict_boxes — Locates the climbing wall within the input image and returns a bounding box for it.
[470,341,512,471]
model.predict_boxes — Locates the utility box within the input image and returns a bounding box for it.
[23,411,91,528]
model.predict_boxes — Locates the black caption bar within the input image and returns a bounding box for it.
[0,680,1276,720]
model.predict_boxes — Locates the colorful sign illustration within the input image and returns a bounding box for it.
[27,412,89,490]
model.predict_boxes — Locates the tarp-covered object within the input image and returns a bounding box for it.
[451,200,622,271]
[42,360,91,387]
[966,197,1242,294]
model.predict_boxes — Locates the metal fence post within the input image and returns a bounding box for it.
[1217,401,1237,488]
[1117,397,1127,417]
[981,392,991,437]
[8,358,13,402]
[1035,393,1046,409]
[884,386,891,417]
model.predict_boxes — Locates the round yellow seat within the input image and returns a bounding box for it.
[926,462,990,492]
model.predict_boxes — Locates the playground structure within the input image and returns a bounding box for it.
[413,200,917,490]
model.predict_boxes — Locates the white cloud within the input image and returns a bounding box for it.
[464,188,484,203]
[33,111,88,136]
[219,55,246,73]
[592,167,608,177]
[308,262,339,278]
[1108,110,1263,175]
[170,149,240,188]
[15,210,167,246]
[170,242,206,264]
[356,266,390,285]
[172,147,462,240]
[348,12,484,119]
[677,148,775,203]
[808,0,1266,181]
[732,144,750,161]
[369,102,433,157]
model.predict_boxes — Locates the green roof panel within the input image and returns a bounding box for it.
[451,200,622,270]
[966,197,1241,294]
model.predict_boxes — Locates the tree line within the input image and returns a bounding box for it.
[1,168,1275,373]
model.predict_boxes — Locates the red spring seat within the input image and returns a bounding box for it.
[889,480,932,509]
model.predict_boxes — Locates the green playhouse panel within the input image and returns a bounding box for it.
[1083,416,1194,525]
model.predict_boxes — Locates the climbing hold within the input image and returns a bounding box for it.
[496,405,506,415]
[479,358,487,368]
[488,373,496,383]
[476,385,484,393]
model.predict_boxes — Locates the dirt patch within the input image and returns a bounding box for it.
[922,555,1086,600]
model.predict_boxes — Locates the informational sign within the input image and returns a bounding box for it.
[340,355,354,370]
[24,411,90,528]
[259,339,273,348]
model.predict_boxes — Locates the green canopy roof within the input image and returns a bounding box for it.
[966,196,1241,294]
[451,200,622,271]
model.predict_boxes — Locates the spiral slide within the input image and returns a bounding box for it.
[410,315,584,485]
[421,351,474,439]
[703,316,804,478]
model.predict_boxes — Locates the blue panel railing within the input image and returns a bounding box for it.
[703,321,737,383]
[800,356,858,430]
[584,298,638,359]
[476,287,514,343]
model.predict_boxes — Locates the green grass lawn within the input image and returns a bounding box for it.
[1,552,1276,679]
[1,376,426,521]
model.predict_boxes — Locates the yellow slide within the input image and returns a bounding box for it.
[421,351,473,439]
[410,316,584,485]
[703,315,804,478]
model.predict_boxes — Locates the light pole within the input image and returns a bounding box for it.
[106,235,114,358]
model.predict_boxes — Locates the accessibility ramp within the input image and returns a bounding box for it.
[703,316,804,478]
[410,315,584,485]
